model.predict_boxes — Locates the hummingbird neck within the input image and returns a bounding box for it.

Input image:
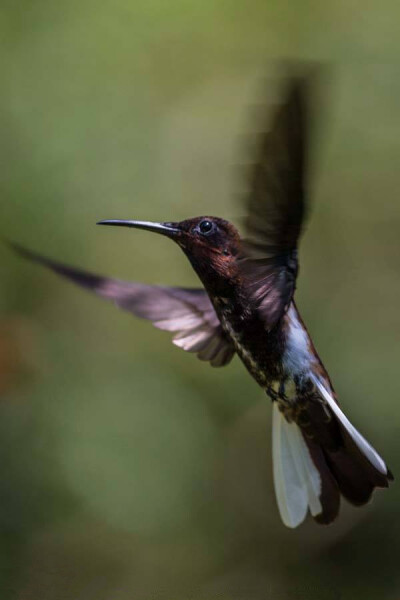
[185,252,239,298]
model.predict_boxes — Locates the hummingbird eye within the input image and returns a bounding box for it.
[198,220,215,235]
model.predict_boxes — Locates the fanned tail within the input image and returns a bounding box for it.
[272,377,393,527]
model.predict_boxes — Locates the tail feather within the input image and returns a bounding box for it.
[324,447,377,506]
[312,375,389,477]
[272,403,339,527]
[272,377,393,527]
[302,437,340,524]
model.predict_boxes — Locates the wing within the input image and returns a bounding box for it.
[11,243,235,367]
[240,74,310,329]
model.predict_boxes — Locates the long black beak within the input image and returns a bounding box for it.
[97,219,180,239]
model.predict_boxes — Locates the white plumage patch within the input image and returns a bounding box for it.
[311,375,388,476]
[283,304,314,378]
[272,403,322,528]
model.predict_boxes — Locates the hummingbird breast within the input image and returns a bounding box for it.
[213,296,316,388]
[213,295,286,386]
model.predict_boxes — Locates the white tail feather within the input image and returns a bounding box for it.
[272,403,322,528]
[311,375,388,476]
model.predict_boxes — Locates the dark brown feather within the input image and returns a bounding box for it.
[324,423,392,506]
[240,76,310,329]
[296,387,392,517]
[244,77,308,254]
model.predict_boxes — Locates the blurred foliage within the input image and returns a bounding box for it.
[1,1,400,599]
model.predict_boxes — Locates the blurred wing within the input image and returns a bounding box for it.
[245,76,308,254]
[241,75,309,329]
[11,243,235,367]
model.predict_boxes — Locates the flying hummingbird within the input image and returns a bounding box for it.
[12,75,392,527]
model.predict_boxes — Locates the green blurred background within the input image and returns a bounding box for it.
[1,2,400,599]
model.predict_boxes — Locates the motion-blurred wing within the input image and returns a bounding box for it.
[241,75,309,329]
[11,243,235,367]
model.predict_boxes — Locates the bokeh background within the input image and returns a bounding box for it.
[1,2,400,599]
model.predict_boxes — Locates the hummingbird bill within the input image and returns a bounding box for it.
[12,74,393,527]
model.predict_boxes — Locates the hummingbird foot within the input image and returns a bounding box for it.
[266,385,280,402]
[267,378,314,424]
[266,379,289,403]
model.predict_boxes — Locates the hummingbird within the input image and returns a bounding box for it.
[12,75,392,527]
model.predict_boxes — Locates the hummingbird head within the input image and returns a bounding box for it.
[98,216,242,292]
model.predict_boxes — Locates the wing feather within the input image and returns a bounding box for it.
[240,73,313,329]
[11,242,235,367]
